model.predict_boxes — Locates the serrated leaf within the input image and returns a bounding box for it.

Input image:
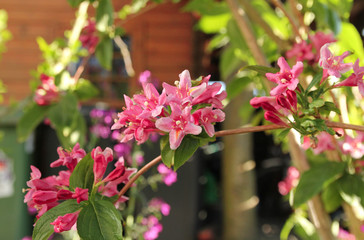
[95,38,113,70]
[69,153,94,191]
[16,103,50,142]
[77,200,122,240]
[33,200,82,240]
[306,72,323,92]
[293,161,346,208]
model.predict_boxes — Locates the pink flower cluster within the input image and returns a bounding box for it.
[79,19,98,53]
[24,143,136,233]
[148,198,171,216]
[157,163,177,186]
[278,166,300,195]
[250,57,300,125]
[142,216,163,240]
[112,70,226,150]
[34,74,59,106]
[286,31,336,63]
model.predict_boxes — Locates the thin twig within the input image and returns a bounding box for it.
[214,124,285,137]
[73,54,91,82]
[270,0,303,42]
[288,0,310,37]
[114,36,135,77]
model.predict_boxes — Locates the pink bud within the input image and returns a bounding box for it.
[264,111,286,126]
[286,90,297,111]
[33,191,57,205]
[276,95,291,110]
[72,187,89,204]
[103,166,126,183]
[57,189,73,200]
[51,212,79,233]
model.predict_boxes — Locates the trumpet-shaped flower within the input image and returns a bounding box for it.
[156,103,202,150]
[335,59,364,95]
[193,107,225,137]
[319,43,352,78]
[266,57,303,96]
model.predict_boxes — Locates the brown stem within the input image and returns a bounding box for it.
[114,36,135,77]
[288,0,311,37]
[116,120,364,200]
[73,54,91,82]
[117,155,162,200]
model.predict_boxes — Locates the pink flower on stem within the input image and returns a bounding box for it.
[340,132,364,159]
[111,95,157,144]
[51,143,86,171]
[310,31,336,61]
[266,57,303,96]
[142,216,163,240]
[149,198,171,216]
[79,19,98,53]
[34,74,59,106]
[32,190,58,205]
[157,163,177,186]
[334,59,364,95]
[162,70,206,106]
[286,41,315,63]
[92,146,114,183]
[51,211,80,233]
[72,187,89,204]
[302,132,336,155]
[319,43,352,78]
[134,83,166,118]
[156,103,202,150]
[278,166,300,195]
[192,107,225,137]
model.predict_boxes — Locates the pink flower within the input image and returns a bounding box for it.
[337,228,355,240]
[157,163,177,186]
[92,146,114,183]
[286,41,315,62]
[72,187,89,204]
[310,31,336,62]
[156,103,202,150]
[319,43,352,78]
[302,132,336,155]
[142,216,163,240]
[138,70,160,88]
[340,132,364,159]
[51,143,86,171]
[193,107,225,137]
[134,83,166,118]
[334,59,364,95]
[34,74,59,106]
[162,70,206,106]
[149,198,171,216]
[79,20,98,53]
[51,211,80,233]
[278,166,300,195]
[266,57,303,96]
[32,190,58,205]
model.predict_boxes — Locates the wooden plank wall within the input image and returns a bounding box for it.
[0,0,194,104]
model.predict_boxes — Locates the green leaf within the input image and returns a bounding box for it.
[338,173,364,220]
[293,161,346,208]
[95,38,113,70]
[337,22,364,62]
[160,135,175,168]
[33,200,82,240]
[322,181,342,213]
[183,0,229,15]
[173,135,200,170]
[69,153,94,191]
[67,0,83,8]
[73,78,99,100]
[77,200,123,240]
[240,65,279,76]
[96,0,114,32]
[16,103,50,142]
[306,72,323,92]
[277,128,291,140]
[48,93,86,148]
[309,99,325,109]
[197,13,231,34]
